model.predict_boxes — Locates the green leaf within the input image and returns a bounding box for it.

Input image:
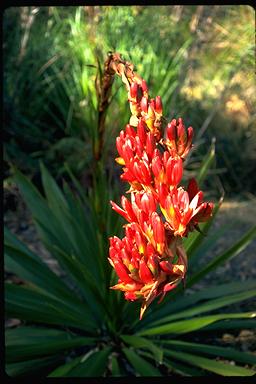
[121,335,163,363]
[4,226,39,260]
[47,355,83,377]
[160,340,256,366]
[111,354,122,377]
[5,283,96,332]
[139,280,256,329]
[4,241,91,317]
[199,319,256,331]
[46,244,108,325]
[13,168,103,284]
[163,357,205,376]
[196,138,216,186]
[49,348,112,377]
[147,289,256,327]
[5,326,95,363]
[188,221,233,268]
[183,195,223,258]
[163,349,255,376]
[123,348,162,376]
[187,226,256,288]
[6,356,61,377]
[40,161,68,213]
[137,312,255,336]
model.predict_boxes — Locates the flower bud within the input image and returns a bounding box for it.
[139,257,153,283]
[130,82,138,99]
[155,96,163,115]
[141,79,148,94]
[140,96,148,113]
[166,157,183,186]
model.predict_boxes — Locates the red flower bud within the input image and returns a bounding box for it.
[166,157,183,186]
[113,259,134,283]
[187,178,199,201]
[125,124,136,138]
[139,257,153,283]
[155,96,163,114]
[140,191,157,214]
[130,82,138,99]
[166,120,177,141]
[140,96,148,113]
[151,212,165,248]
[141,79,148,94]
[137,119,147,145]
[146,133,155,159]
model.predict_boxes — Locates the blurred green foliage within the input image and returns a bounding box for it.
[3,5,255,196]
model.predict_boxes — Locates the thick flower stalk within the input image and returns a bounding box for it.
[107,53,213,319]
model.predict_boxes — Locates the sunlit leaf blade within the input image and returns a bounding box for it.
[137,312,255,336]
[187,226,256,288]
[138,280,256,329]
[121,335,163,363]
[147,289,256,327]
[163,349,255,376]
[6,356,61,377]
[163,357,205,376]
[159,340,256,366]
[123,348,162,376]
[201,319,256,331]
[111,354,122,376]
[5,327,95,363]
[49,348,112,377]
[5,283,96,332]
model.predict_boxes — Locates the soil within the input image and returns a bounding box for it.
[4,184,256,357]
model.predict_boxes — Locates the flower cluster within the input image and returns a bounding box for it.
[108,54,213,319]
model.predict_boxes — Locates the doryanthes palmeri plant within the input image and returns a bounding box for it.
[108,53,213,319]
[5,52,256,378]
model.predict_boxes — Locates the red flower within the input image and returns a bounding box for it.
[108,68,213,319]
[109,227,187,319]
[165,118,193,159]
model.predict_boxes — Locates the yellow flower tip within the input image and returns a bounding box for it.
[172,264,185,275]
[138,244,145,254]
[115,157,125,165]
[139,303,147,320]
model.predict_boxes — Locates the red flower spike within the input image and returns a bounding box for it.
[108,55,214,319]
